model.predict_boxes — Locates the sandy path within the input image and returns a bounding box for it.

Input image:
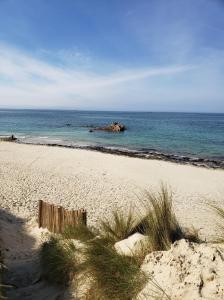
[0,210,66,299]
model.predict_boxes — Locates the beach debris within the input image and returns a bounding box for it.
[90,122,126,132]
[114,233,149,256]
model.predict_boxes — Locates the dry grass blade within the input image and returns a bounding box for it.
[100,208,137,244]
[143,186,183,251]
[135,185,199,252]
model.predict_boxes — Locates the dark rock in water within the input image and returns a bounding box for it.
[93,122,126,132]
[89,129,94,133]
[65,123,72,127]
[11,134,17,140]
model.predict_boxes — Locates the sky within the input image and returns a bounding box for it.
[0,0,224,112]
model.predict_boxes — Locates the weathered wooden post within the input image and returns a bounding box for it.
[57,206,62,233]
[82,209,87,226]
[38,200,43,228]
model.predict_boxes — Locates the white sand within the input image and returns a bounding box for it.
[0,141,224,237]
[139,239,224,299]
[0,141,224,299]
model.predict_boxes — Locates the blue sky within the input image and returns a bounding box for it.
[0,0,224,112]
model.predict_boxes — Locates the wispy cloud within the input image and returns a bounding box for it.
[0,44,194,109]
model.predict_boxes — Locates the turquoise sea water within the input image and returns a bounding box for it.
[0,109,223,163]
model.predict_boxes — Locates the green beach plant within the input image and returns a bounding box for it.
[41,223,172,299]
[62,223,96,242]
[100,208,137,244]
[41,230,150,299]
[41,186,201,299]
[135,185,199,251]
[83,237,148,300]
[40,236,80,285]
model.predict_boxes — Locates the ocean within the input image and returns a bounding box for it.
[0,109,223,167]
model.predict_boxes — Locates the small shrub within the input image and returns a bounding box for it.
[100,209,137,244]
[40,236,79,285]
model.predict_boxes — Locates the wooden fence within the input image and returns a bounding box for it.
[38,200,87,233]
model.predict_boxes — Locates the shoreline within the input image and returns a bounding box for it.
[15,139,224,170]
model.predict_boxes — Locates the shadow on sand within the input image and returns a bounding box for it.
[0,208,73,300]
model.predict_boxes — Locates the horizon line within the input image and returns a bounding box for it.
[0,107,223,114]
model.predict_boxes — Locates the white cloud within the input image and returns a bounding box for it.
[0,43,223,112]
[0,44,194,109]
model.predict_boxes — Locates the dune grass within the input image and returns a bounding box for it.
[40,236,80,285]
[99,186,199,251]
[143,186,184,251]
[62,223,96,242]
[135,186,200,251]
[100,209,137,244]
[41,226,149,299]
[84,237,148,300]
[60,223,148,298]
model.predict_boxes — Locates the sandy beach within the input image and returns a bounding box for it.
[1,1,224,297]
[1,141,224,299]
[0,141,224,238]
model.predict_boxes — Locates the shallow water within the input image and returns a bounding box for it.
[0,109,223,162]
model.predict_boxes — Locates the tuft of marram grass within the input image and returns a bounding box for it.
[40,236,80,285]
[40,222,171,299]
[83,237,148,300]
[135,185,199,251]
[62,224,96,242]
[100,209,137,244]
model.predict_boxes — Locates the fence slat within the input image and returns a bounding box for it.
[38,200,87,233]
[38,200,43,228]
